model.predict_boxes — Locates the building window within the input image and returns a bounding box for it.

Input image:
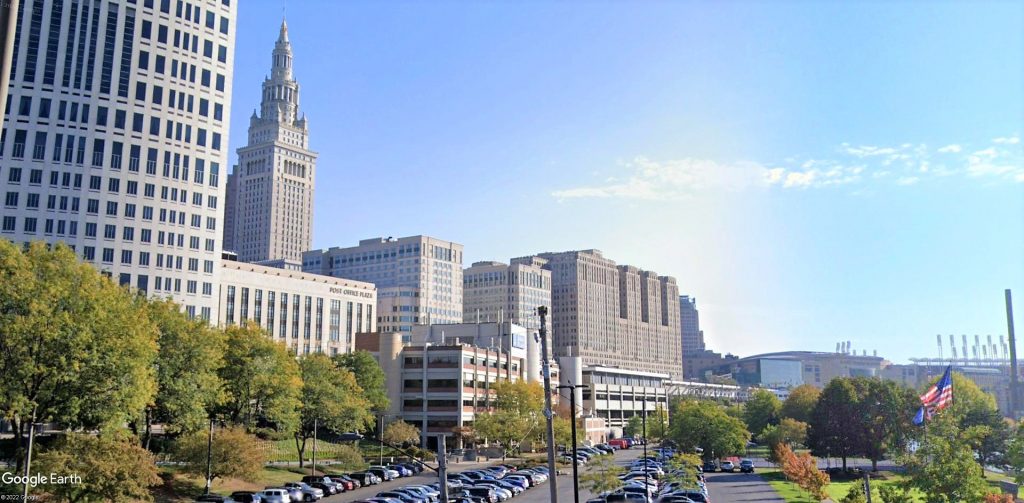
[226,285,235,324]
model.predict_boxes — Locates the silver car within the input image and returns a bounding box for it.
[283,482,324,501]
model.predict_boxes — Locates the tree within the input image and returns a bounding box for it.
[34,432,161,502]
[669,400,750,461]
[899,413,989,503]
[334,350,390,428]
[218,323,302,432]
[744,389,782,440]
[383,419,421,446]
[851,378,917,471]
[0,241,158,470]
[647,406,670,440]
[579,455,624,494]
[473,381,544,453]
[1005,423,1024,484]
[552,416,584,448]
[808,378,859,470]
[962,406,1011,470]
[761,418,808,463]
[624,415,644,438]
[782,384,821,424]
[295,353,372,466]
[144,299,226,443]
[840,483,867,503]
[777,443,830,501]
[175,426,265,483]
[878,484,914,503]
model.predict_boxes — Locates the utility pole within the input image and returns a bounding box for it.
[538,306,559,503]
[863,472,873,503]
[558,384,586,503]
[204,417,214,494]
[379,414,385,465]
[311,417,318,476]
[437,434,449,503]
[642,399,649,497]
[21,406,36,502]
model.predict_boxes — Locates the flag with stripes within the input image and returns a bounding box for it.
[913,365,953,425]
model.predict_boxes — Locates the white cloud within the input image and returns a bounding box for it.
[552,134,1024,201]
[551,156,770,201]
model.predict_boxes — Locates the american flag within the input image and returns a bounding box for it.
[913,365,953,425]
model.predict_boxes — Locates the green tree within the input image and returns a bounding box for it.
[851,378,917,471]
[761,418,808,463]
[579,455,625,494]
[383,419,422,446]
[782,384,821,424]
[0,241,158,469]
[669,400,750,461]
[624,415,644,438]
[296,353,372,466]
[552,416,584,448]
[474,380,544,452]
[878,484,914,503]
[647,406,670,440]
[744,389,782,440]
[34,432,162,502]
[808,377,859,470]
[334,350,390,428]
[1004,423,1024,484]
[175,426,266,483]
[218,323,302,432]
[899,413,989,503]
[840,483,867,503]
[144,299,226,443]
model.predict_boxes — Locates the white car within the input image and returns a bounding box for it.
[720,461,735,472]
[259,489,291,503]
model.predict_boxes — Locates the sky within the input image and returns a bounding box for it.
[227,0,1024,364]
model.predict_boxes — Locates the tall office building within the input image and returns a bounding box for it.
[462,256,551,331]
[223,19,315,264]
[302,235,464,340]
[0,0,236,321]
[680,295,705,355]
[529,249,683,380]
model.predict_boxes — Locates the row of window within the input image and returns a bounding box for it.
[5,166,218,205]
[224,287,374,345]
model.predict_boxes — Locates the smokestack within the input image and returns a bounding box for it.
[836,342,841,353]
[847,340,852,355]
[1006,289,1018,416]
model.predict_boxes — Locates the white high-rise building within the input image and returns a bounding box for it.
[463,256,551,331]
[302,235,464,341]
[0,0,236,321]
[223,19,315,264]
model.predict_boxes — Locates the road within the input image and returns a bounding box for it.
[322,448,644,503]
[704,471,783,503]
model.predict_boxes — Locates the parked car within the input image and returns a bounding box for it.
[367,467,395,482]
[351,471,381,485]
[283,482,324,501]
[229,492,261,503]
[257,489,290,503]
[701,461,717,472]
[196,496,235,503]
[268,485,302,502]
[720,460,735,472]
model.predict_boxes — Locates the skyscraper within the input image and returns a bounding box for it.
[462,257,552,331]
[680,295,705,355]
[302,236,464,340]
[0,0,237,321]
[527,249,683,380]
[223,19,316,264]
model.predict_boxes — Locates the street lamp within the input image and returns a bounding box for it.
[557,383,587,503]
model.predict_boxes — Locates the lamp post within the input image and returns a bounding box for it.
[642,399,649,497]
[557,384,587,503]
[204,417,214,495]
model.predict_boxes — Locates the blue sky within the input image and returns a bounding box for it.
[228,1,1024,364]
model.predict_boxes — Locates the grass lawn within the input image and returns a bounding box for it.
[760,467,927,502]
[154,464,365,503]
